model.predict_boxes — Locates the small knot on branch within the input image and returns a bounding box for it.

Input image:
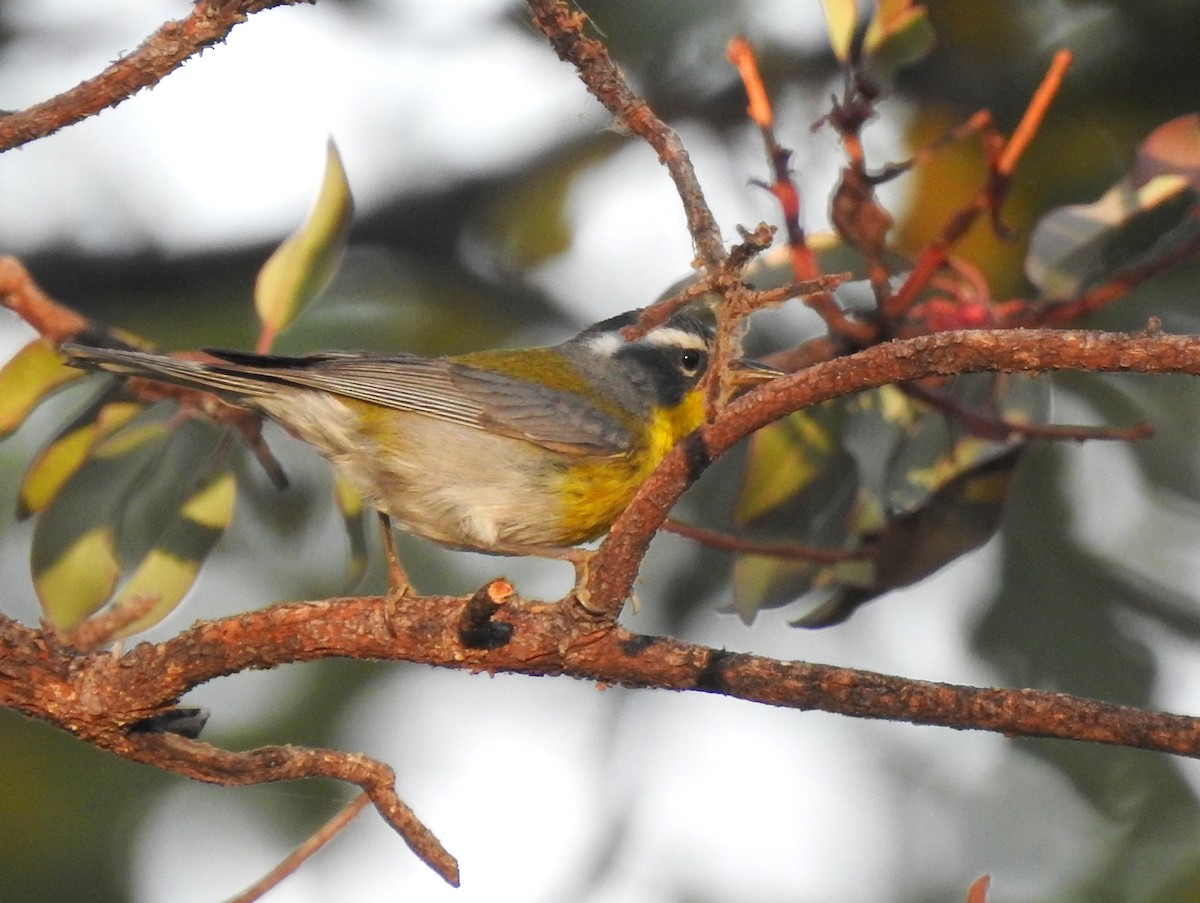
[457,580,514,650]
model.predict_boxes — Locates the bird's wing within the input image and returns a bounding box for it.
[208,350,631,456]
[449,363,631,456]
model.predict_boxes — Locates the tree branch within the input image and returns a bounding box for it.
[582,324,1200,615]
[226,792,371,903]
[5,323,1200,749]
[6,583,1200,792]
[0,0,313,154]
[118,734,459,886]
[526,0,726,272]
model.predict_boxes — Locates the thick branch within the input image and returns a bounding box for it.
[0,0,312,154]
[583,325,1200,614]
[6,589,1200,770]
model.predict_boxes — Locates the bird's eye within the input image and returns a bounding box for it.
[678,348,703,376]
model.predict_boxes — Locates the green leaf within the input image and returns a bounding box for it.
[0,339,84,438]
[820,0,858,63]
[735,412,836,525]
[29,414,233,634]
[872,374,1046,514]
[29,410,177,629]
[333,474,368,586]
[1027,115,1200,297]
[863,1,935,83]
[254,138,355,343]
[727,371,1045,625]
[794,447,1023,627]
[18,401,145,518]
[35,527,121,630]
[1026,175,1198,296]
[110,470,237,637]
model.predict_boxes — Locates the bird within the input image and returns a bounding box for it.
[60,308,777,592]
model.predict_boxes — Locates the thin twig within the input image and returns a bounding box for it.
[1027,231,1200,326]
[887,50,1073,318]
[662,519,869,564]
[900,380,1156,443]
[118,733,460,887]
[726,36,876,345]
[0,1,313,154]
[225,793,371,903]
[526,0,726,272]
[997,50,1074,177]
[59,594,161,653]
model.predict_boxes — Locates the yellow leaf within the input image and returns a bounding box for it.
[19,403,143,516]
[113,471,236,636]
[254,138,355,344]
[819,0,858,62]
[111,550,198,638]
[731,554,816,624]
[35,527,120,630]
[735,413,833,525]
[93,422,171,458]
[20,426,100,516]
[333,474,368,586]
[180,471,237,529]
[0,339,84,438]
[333,473,364,518]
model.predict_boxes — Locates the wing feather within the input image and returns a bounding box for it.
[208,350,630,456]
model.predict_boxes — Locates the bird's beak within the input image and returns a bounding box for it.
[729,358,785,388]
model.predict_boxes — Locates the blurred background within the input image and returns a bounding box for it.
[4,1,1200,901]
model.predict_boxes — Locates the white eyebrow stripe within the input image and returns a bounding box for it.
[583,332,623,356]
[583,325,710,357]
[643,327,709,350]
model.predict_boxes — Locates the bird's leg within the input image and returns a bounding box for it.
[378,512,411,596]
[556,547,637,613]
[496,543,601,612]
[559,547,609,615]
[559,547,594,592]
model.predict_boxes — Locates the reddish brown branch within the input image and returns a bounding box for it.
[526,0,726,272]
[114,732,459,885]
[0,1,312,154]
[726,36,875,345]
[662,519,868,564]
[227,793,370,903]
[900,380,1155,443]
[7,586,1200,790]
[59,593,160,653]
[0,256,91,338]
[583,325,1200,616]
[887,51,1073,318]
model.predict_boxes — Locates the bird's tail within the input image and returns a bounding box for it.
[59,343,286,402]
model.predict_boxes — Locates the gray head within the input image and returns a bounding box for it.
[562,309,714,414]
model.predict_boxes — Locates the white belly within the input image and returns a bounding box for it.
[256,390,564,552]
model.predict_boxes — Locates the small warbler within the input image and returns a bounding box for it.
[61,308,776,581]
